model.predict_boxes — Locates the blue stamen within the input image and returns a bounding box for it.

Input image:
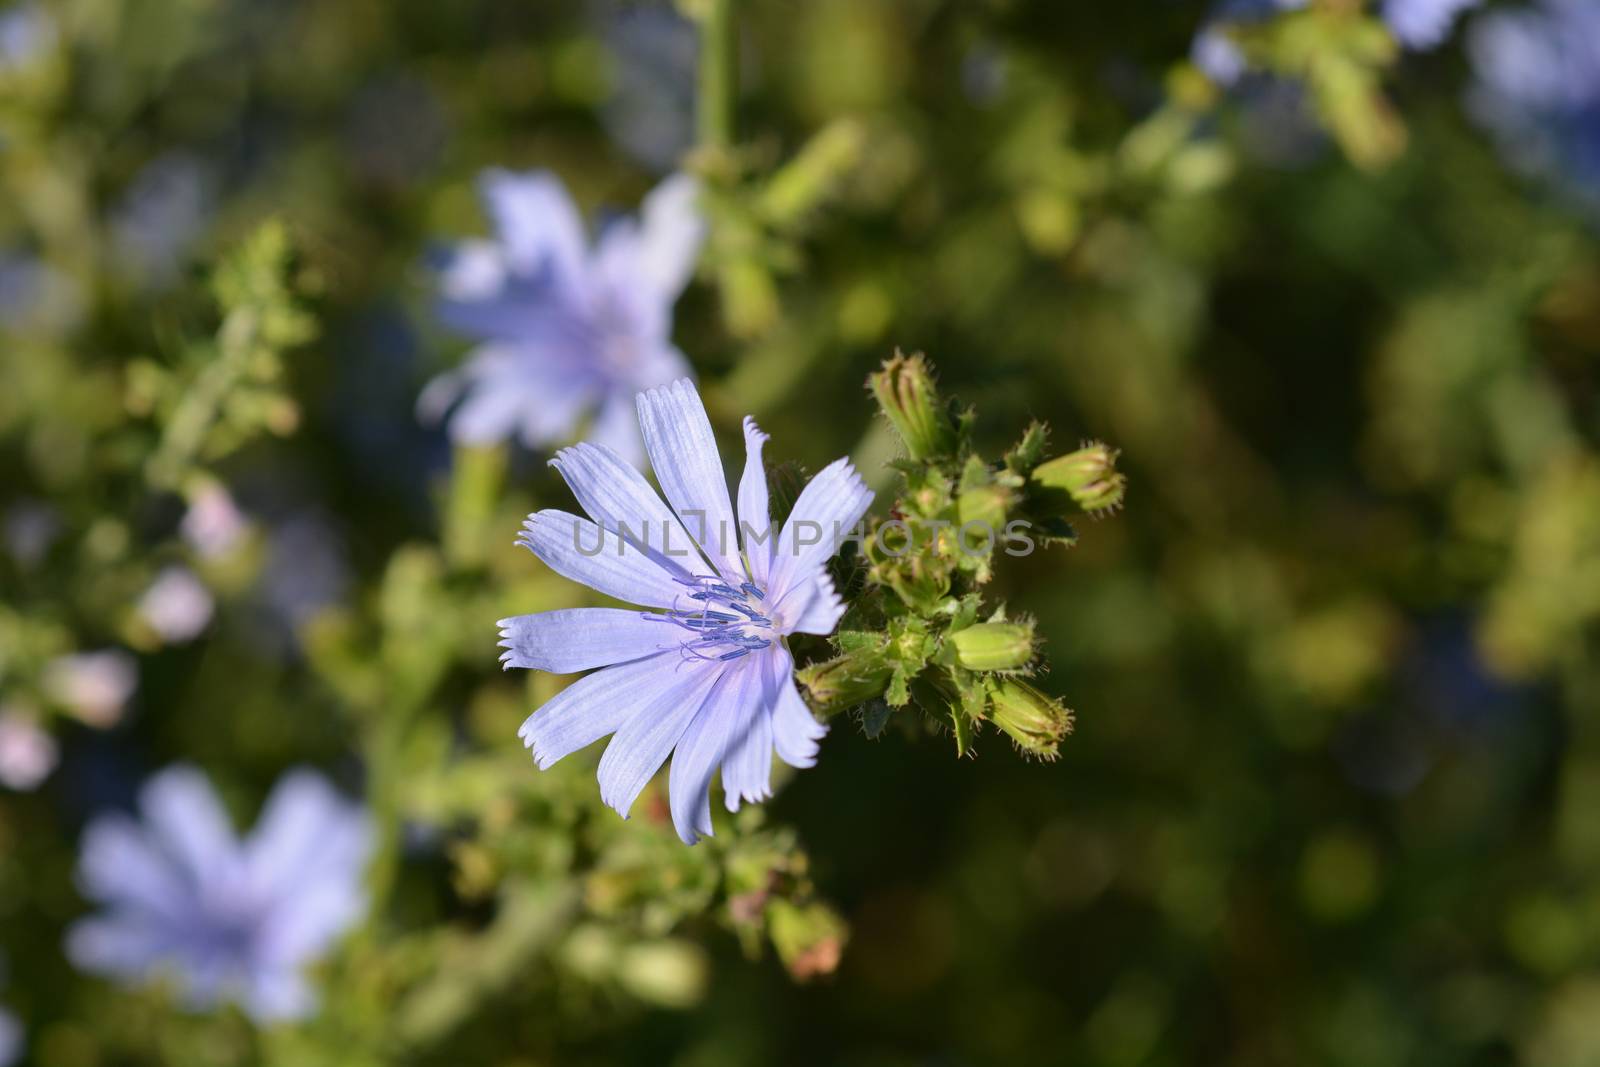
[658,573,775,663]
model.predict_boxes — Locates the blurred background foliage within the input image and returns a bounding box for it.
[2,0,1599,1064]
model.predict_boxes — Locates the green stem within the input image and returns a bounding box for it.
[696,0,737,152]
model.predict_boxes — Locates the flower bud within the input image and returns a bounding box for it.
[869,351,955,461]
[986,679,1073,758]
[946,621,1035,672]
[797,649,893,713]
[1032,441,1125,515]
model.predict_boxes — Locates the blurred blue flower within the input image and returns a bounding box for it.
[0,2,54,74]
[0,253,83,336]
[111,153,215,288]
[1382,0,1481,51]
[601,5,698,172]
[1194,0,1476,86]
[0,706,57,791]
[1,498,58,567]
[1191,0,1308,87]
[419,170,704,465]
[180,483,248,560]
[260,512,349,637]
[502,380,872,844]
[136,566,215,645]
[1468,0,1600,213]
[67,765,373,1021]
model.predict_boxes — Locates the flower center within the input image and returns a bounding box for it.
[648,574,777,662]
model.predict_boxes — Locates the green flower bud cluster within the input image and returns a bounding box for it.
[795,353,1112,758]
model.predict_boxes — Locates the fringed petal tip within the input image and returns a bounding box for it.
[517,715,563,771]
[514,514,540,550]
[741,415,769,445]
[634,377,699,421]
[495,618,519,669]
[725,782,773,814]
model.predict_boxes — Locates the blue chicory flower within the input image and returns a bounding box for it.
[419,170,705,465]
[1467,0,1600,214]
[66,765,373,1021]
[500,379,874,845]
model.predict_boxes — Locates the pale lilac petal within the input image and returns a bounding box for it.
[434,239,507,303]
[549,442,704,576]
[517,510,687,608]
[629,338,695,390]
[767,457,873,607]
[588,391,648,468]
[718,648,780,812]
[427,344,597,447]
[448,384,533,445]
[243,970,315,1022]
[139,765,240,886]
[669,656,763,843]
[631,173,705,301]
[721,695,773,813]
[255,875,365,971]
[768,647,828,769]
[519,650,677,768]
[65,914,174,978]
[416,368,468,426]
[497,608,673,673]
[246,771,371,907]
[786,570,847,637]
[478,169,589,290]
[636,379,743,581]
[595,660,726,818]
[77,817,191,917]
[736,417,775,586]
[1383,0,1480,50]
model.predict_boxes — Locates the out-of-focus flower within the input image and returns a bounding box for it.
[601,5,697,172]
[1467,0,1600,213]
[961,43,1009,106]
[43,651,137,727]
[260,514,348,633]
[1,500,59,567]
[0,1004,19,1067]
[1382,0,1482,51]
[1194,0,1475,87]
[0,707,57,791]
[181,484,247,560]
[502,380,872,844]
[137,567,215,644]
[111,153,214,287]
[0,2,54,74]
[1191,0,1308,87]
[419,170,704,465]
[0,254,84,336]
[66,765,373,1022]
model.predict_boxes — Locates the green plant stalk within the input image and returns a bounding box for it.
[146,307,260,490]
[696,0,738,152]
